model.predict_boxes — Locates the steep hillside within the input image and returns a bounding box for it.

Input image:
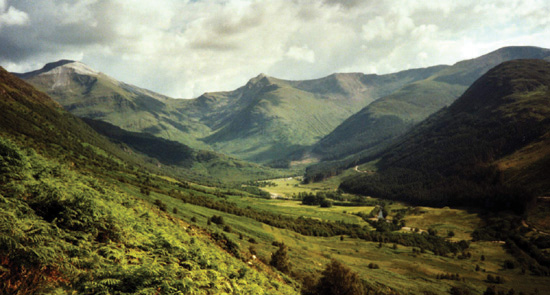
[312,46,550,162]
[1,66,298,294]
[339,59,550,210]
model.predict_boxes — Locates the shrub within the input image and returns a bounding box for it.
[270,243,291,274]
[314,259,365,295]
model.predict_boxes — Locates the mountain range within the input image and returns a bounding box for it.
[312,46,550,160]
[0,66,298,294]
[17,59,445,164]
[17,46,550,169]
[304,46,550,181]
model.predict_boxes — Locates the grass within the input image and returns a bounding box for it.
[135,174,550,294]
[226,195,374,225]
[403,207,482,241]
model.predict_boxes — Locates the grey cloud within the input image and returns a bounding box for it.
[1,0,549,98]
[0,0,119,63]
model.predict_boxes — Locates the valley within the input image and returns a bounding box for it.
[2,47,550,294]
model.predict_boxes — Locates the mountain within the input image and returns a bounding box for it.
[0,66,298,294]
[312,46,550,162]
[15,62,287,181]
[19,61,444,164]
[339,59,550,211]
[181,67,444,163]
[16,60,212,149]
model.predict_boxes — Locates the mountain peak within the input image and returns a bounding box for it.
[41,59,76,72]
[14,59,99,79]
[245,73,278,89]
[42,60,99,77]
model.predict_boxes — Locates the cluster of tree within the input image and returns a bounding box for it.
[301,259,368,295]
[483,286,523,295]
[270,243,291,274]
[209,215,225,225]
[355,206,405,232]
[299,192,334,207]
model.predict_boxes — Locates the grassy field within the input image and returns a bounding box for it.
[403,207,482,241]
[227,195,374,226]
[129,174,550,295]
[257,174,349,198]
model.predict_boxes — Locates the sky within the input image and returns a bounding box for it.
[1,0,549,98]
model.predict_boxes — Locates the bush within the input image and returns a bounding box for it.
[209,215,225,225]
[270,243,291,274]
[313,259,365,295]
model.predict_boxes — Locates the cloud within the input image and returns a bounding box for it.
[0,0,549,98]
[0,0,29,28]
[286,46,315,63]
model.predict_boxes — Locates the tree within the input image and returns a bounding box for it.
[270,243,291,274]
[314,259,365,295]
[320,199,333,208]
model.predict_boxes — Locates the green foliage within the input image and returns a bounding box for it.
[0,136,297,294]
[270,243,291,274]
[312,259,366,295]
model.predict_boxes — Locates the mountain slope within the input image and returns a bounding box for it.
[15,62,286,181]
[20,61,444,164]
[1,66,298,294]
[82,118,288,182]
[17,61,212,149]
[181,67,445,163]
[339,59,550,210]
[312,46,550,161]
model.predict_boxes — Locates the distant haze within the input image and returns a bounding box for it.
[1,0,549,98]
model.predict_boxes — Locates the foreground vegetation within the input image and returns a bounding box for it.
[0,137,299,294]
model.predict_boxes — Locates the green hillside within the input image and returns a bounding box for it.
[0,66,299,294]
[197,68,445,163]
[82,118,289,183]
[339,59,550,209]
[311,46,550,163]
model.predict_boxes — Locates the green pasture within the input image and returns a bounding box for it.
[130,176,550,295]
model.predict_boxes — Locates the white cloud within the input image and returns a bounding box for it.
[286,46,315,63]
[1,0,550,97]
[0,1,29,28]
